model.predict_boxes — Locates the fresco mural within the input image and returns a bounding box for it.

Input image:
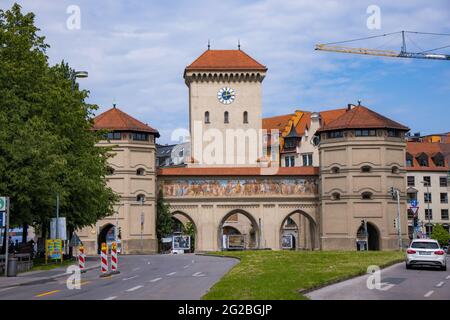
[159,177,318,197]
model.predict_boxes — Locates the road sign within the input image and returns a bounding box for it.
[0,197,6,212]
[410,206,419,215]
[0,212,5,227]
[409,199,418,207]
[45,239,63,263]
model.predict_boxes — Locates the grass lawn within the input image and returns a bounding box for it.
[30,257,76,272]
[203,250,405,300]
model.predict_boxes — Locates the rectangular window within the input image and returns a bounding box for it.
[423,176,431,186]
[425,209,433,220]
[107,132,121,140]
[407,192,417,203]
[440,177,448,187]
[440,193,448,204]
[424,193,432,203]
[388,129,400,137]
[327,131,343,138]
[132,132,148,141]
[284,156,295,167]
[406,156,413,167]
[407,176,415,187]
[302,153,313,166]
[441,209,449,220]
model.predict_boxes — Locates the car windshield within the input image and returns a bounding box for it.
[411,242,439,249]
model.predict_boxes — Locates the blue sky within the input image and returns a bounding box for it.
[3,0,450,143]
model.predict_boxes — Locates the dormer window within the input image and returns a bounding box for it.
[406,153,413,167]
[432,153,445,167]
[284,138,297,149]
[417,153,429,167]
[361,165,372,173]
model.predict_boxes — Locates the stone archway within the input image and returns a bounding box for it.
[172,211,197,252]
[218,209,260,250]
[280,210,318,250]
[356,221,380,251]
[97,223,115,254]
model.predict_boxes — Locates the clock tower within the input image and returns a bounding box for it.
[184,49,267,167]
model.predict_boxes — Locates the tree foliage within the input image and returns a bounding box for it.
[156,189,173,241]
[0,3,118,236]
[431,224,450,247]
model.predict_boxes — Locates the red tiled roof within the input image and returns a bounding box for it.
[262,114,294,132]
[406,142,449,171]
[158,166,319,176]
[93,107,160,136]
[316,105,409,132]
[319,108,347,126]
[185,50,267,71]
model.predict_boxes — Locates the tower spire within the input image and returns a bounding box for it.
[238,39,241,50]
[207,39,210,50]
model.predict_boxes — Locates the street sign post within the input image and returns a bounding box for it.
[1,197,10,277]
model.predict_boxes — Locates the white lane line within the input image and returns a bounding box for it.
[126,285,143,292]
[183,265,190,268]
[436,281,445,287]
[150,277,162,283]
[132,267,140,271]
[166,272,176,276]
[147,262,151,265]
[192,260,195,264]
[0,287,15,293]
[103,296,117,300]
[424,290,434,298]
[446,275,450,280]
[192,272,206,277]
[123,275,139,281]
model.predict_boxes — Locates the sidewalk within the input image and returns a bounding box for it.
[0,257,100,289]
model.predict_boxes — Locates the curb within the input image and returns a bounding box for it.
[195,253,241,262]
[0,263,101,289]
[299,259,404,296]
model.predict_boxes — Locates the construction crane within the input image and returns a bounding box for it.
[315,31,450,61]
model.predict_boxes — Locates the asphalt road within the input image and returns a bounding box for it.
[307,257,450,300]
[0,254,238,300]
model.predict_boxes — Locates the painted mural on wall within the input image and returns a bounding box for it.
[159,177,318,197]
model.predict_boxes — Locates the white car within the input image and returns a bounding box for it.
[406,239,447,271]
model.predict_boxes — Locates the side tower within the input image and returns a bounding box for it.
[316,105,410,250]
[184,49,267,166]
[78,106,160,254]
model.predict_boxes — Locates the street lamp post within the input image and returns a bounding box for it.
[71,70,88,92]
[140,197,145,254]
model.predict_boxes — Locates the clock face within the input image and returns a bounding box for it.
[217,87,235,105]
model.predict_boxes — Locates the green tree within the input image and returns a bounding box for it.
[0,3,118,251]
[156,189,173,243]
[182,221,196,253]
[431,224,450,247]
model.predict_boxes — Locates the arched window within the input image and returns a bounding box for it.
[243,111,248,124]
[332,192,341,200]
[361,165,372,173]
[224,111,229,124]
[136,194,145,203]
[136,168,145,176]
[361,192,373,200]
[204,111,210,124]
[331,166,340,174]
[391,166,399,174]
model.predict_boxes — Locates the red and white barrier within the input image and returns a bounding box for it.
[78,246,86,272]
[100,242,109,276]
[111,242,120,274]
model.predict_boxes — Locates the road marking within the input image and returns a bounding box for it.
[192,272,205,277]
[446,275,450,280]
[123,275,139,281]
[183,265,190,268]
[379,283,395,291]
[150,277,162,283]
[132,267,140,271]
[424,290,434,298]
[166,272,176,276]
[0,287,15,293]
[103,296,117,300]
[436,281,445,287]
[126,285,143,292]
[147,262,151,265]
[192,260,195,264]
[35,290,60,298]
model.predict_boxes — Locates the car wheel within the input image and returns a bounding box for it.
[406,263,412,270]
[441,265,447,271]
